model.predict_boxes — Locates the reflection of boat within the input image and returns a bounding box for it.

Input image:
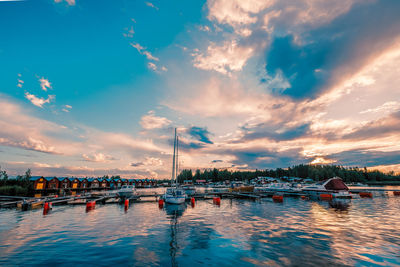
[164,128,187,204]
[165,203,187,217]
[329,199,351,211]
[117,185,138,198]
[302,177,352,199]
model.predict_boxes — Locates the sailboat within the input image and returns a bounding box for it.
[164,128,187,204]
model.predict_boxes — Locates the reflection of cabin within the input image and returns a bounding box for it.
[31,176,47,190]
[47,177,60,189]
[60,177,71,189]
[70,178,80,189]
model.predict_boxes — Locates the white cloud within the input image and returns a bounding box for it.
[145,2,159,10]
[39,77,52,91]
[193,40,254,75]
[54,0,75,6]
[123,26,135,38]
[82,153,116,163]
[131,156,163,167]
[130,42,159,61]
[148,62,157,71]
[360,101,400,115]
[24,92,54,108]
[140,111,171,129]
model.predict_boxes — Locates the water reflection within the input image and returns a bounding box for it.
[165,204,187,267]
[329,199,351,211]
[1,193,400,266]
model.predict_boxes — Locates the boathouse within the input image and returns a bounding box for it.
[60,177,71,189]
[31,176,47,190]
[70,178,81,189]
[47,177,60,189]
[100,178,109,188]
[80,178,89,189]
[89,178,100,188]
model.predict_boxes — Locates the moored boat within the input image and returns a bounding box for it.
[117,185,137,198]
[164,128,187,204]
[302,177,352,199]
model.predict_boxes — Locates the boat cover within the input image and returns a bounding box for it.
[324,178,349,191]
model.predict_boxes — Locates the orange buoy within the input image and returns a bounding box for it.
[272,195,283,202]
[320,194,333,200]
[124,199,129,209]
[393,191,400,196]
[359,192,373,198]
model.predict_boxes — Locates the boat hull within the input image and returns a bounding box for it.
[165,195,186,204]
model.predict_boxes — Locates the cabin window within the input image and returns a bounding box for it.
[72,183,78,189]
[36,183,43,190]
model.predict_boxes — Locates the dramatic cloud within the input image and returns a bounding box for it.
[186,126,213,144]
[193,40,254,75]
[131,157,163,167]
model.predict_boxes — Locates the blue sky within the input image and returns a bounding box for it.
[1,0,400,178]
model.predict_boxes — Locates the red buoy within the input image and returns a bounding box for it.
[214,197,221,205]
[43,202,50,215]
[191,197,195,204]
[359,192,373,198]
[86,201,95,212]
[124,199,129,208]
[272,195,283,202]
[158,199,164,209]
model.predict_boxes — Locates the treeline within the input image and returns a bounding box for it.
[177,164,400,183]
[0,168,34,196]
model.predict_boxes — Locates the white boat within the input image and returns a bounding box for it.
[165,188,186,204]
[164,128,187,204]
[117,185,137,198]
[302,177,352,199]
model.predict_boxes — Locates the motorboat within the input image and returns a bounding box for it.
[302,177,352,199]
[117,185,137,198]
[164,128,187,204]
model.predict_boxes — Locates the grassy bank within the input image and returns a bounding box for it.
[0,185,29,196]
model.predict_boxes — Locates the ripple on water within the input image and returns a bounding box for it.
[1,193,400,266]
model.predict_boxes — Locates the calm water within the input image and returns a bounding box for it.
[1,189,400,266]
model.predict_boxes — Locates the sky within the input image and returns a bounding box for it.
[1,0,400,178]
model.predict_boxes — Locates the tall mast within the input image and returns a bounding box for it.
[171,128,177,185]
[176,135,179,188]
